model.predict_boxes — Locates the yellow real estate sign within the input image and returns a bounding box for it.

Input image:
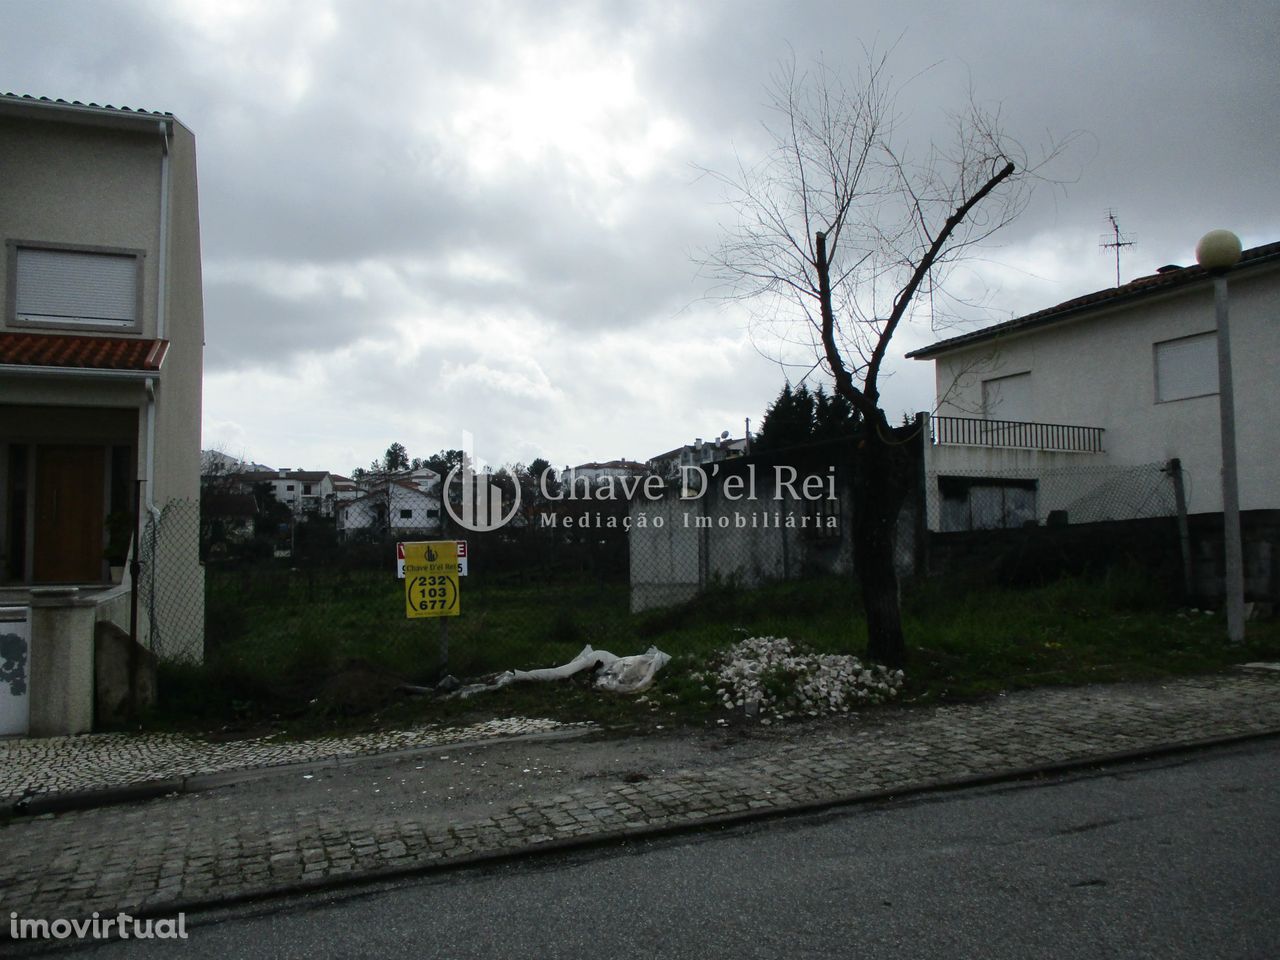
[403,541,460,618]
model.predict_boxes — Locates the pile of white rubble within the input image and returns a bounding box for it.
[698,635,904,720]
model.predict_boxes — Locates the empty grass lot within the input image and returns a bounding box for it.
[154,563,1280,736]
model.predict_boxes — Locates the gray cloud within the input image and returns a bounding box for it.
[4,0,1278,468]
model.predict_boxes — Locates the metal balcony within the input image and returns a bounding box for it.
[932,415,1104,453]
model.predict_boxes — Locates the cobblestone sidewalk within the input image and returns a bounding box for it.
[2,670,1278,925]
[0,718,591,807]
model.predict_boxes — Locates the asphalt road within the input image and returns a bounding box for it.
[25,738,1280,960]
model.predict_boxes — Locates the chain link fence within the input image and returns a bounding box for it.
[138,499,204,663]
[923,461,1177,532]
[195,487,636,695]
[919,460,1184,584]
[627,444,863,613]
[186,454,866,703]
[161,452,1189,705]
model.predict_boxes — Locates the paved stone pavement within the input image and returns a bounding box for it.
[2,670,1278,926]
[0,717,591,806]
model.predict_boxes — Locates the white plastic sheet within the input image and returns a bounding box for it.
[456,645,671,697]
[595,647,671,693]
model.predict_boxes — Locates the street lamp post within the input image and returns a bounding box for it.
[1195,229,1244,643]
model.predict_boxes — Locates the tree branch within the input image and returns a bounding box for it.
[816,230,879,423]
[863,159,1014,402]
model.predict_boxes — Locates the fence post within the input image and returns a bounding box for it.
[698,494,711,590]
[128,478,143,716]
[914,413,930,578]
[1167,458,1194,599]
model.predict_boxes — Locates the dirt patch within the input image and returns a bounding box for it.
[308,661,407,715]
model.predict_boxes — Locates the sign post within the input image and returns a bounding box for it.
[402,541,460,673]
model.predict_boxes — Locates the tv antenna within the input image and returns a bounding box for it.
[1100,210,1136,287]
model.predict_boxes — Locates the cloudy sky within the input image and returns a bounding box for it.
[4,0,1277,473]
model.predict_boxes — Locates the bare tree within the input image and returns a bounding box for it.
[704,53,1066,667]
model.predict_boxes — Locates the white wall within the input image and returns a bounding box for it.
[389,483,441,532]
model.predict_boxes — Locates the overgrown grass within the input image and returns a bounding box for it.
[902,565,1280,701]
[151,562,1280,737]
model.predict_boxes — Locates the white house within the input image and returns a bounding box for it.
[234,469,336,517]
[647,435,749,480]
[330,474,361,507]
[559,459,649,487]
[906,241,1279,597]
[337,471,442,539]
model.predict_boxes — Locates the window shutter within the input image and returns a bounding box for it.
[981,372,1031,422]
[1155,333,1217,402]
[15,247,138,326]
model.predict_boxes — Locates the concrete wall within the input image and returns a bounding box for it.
[389,484,441,534]
[0,582,157,737]
[27,592,96,736]
[930,264,1280,516]
[628,494,704,613]
[627,446,863,613]
[152,119,204,508]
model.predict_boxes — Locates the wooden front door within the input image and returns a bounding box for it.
[33,445,105,583]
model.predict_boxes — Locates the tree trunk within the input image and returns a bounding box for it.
[851,419,912,669]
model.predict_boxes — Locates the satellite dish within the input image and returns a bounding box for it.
[720,430,730,439]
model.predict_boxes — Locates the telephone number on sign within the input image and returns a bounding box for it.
[408,574,457,612]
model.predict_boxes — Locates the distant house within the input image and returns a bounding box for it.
[337,470,443,539]
[200,449,273,477]
[330,474,361,507]
[560,459,649,486]
[0,93,205,734]
[907,241,1280,598]
[233,469,336,518]
[647,435,749,480]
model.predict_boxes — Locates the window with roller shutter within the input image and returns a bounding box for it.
[7,242,144,332]
[1154,331,1217,402]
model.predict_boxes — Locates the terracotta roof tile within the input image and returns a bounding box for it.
[0,332,169,371]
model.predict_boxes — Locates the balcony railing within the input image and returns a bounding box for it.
[933,415,1104,453]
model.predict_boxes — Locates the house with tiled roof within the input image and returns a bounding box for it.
[329,474,362,506]
[906,241,1280,598]
[336,469,443,539]
[558,459,649,490]
[646,435,749,481]
[0,93,205,735]
[232,469,338,517]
